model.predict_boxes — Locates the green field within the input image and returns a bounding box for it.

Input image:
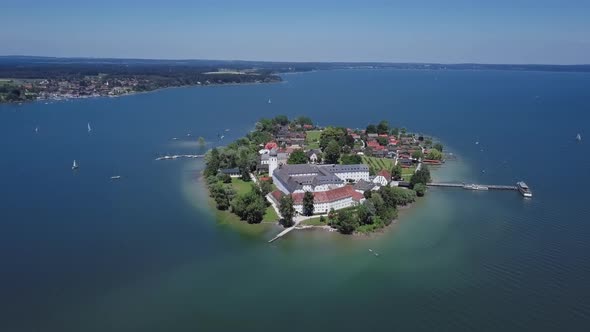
[305,130,322,149]
[262,206,279,223]
[231,178,253,195]
[301,217,326,226]
[361,156,394,172]
[401,166,416,181]
[230,178,278,223]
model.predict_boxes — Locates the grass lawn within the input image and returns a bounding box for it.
[305,130,322,149]
[263,206,279,223]
[361,156,394,172]
[401,166,416,181]
[231,178,253,195]
[230,178,279,223]
[301,217,326,226]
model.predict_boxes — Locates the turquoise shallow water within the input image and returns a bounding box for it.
[1,69,589,331]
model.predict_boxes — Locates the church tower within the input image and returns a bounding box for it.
[269,149,278,177]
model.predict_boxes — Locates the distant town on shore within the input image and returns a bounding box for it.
[204,116,442,235]
[2,56,589,103]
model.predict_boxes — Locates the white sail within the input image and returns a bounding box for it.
[87,123,92,132]
[72,160,78,169]
[268,98,272,104]
[576,133,582,141]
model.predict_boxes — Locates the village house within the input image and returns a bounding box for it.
[219,168,241,178]
[373,170,392,186]
[306,149,322,164]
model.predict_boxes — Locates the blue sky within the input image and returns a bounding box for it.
[1,0,589,64]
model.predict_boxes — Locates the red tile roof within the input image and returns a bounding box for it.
[271,190,284,202]
[265,141,278,150]
[377,170,392,181]
[292,185,363,205]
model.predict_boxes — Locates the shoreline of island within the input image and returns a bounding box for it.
[202,115,444,237]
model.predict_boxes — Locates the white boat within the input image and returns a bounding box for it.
[268,98,272,104]
[87,122,92,133]
[464,184,488,190]
[225,129,230,132]
[220,135,225,139]
[576,133,582,141]
[35,126,39,133]
[110,175,121,180]
[172,137,179,140]
[517,181,532,198]
[72,160,79,170]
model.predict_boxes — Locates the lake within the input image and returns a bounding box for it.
[1,69,589,331]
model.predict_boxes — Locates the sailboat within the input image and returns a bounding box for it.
[267,98,272,104]
[87,122,92,133]
[72,160,79,170]
[576,133,582,141]
[35,126,39,133]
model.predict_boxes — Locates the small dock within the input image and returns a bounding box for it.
[155,154,204,161]
[427,182,518,190]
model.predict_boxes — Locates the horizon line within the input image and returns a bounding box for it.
[1,55,589,67]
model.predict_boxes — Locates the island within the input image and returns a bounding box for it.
[203,116,444,235]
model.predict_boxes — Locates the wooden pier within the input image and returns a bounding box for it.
[427,182,518,191]
[155,154,204,161]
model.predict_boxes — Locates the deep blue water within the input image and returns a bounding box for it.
[1,69,589,331]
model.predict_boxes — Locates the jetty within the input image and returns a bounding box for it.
[427,182,518,190]
[155,154,204,161]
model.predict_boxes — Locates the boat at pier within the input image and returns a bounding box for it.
[517,181,532,197]
[464,184,489,190]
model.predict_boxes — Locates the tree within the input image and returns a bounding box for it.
[279,194,295,227]
[319,215,326,223]
[320,127,346,150]
[197,136,206,147]
[256,118,276,133]
[414,183,427,197]
[218,173,232,183]
[323,140,341,164]
[204,148,221,177]
[334,209,358,234]
[340,154,362,165]
[392,164,402,180]
[389,187,417,206]
[390,127,400,137]
[259,180,273,196]
[376,137,388,146]
[302,191,315,216]
[287,150,308,164]
[294,116,313,126]
[410,165,431,188]
[231,191,267,224]
[377,120,389,134]
[426,148,442,160]
[273,115,289,126]
[412,150,424,160]
[366,124,377,134]
[433,143,444,152]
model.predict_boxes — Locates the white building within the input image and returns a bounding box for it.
[271,185,365,215]
[272,164,370,194]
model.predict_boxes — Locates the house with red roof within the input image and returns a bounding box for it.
[284,185,364,214]
[373,170,392,186]
[264,141,278,150]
